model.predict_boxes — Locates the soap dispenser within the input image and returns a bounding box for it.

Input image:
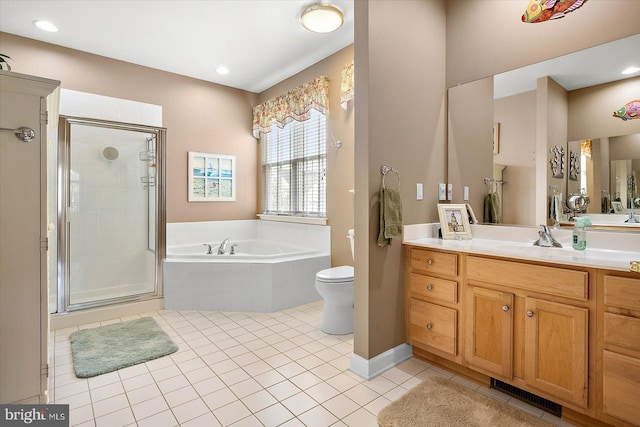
[572,218,586,250]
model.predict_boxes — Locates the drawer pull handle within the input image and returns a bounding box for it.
[502,305,510,312]
[427,259,434,265]
[426,285,433,291]
[526,310,534,318]
[426,323,433,329]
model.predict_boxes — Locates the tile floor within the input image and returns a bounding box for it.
[50,301,574,427]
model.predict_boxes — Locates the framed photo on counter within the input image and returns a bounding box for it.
[611,201,624,213]
[438,203,472,240]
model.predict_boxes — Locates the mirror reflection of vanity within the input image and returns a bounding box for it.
[448,33,640,231]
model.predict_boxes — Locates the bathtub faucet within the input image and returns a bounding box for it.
[217,238,231,255]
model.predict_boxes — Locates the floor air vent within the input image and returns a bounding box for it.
[490,378,562,417]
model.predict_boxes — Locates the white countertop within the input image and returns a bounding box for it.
[403,224,640,272]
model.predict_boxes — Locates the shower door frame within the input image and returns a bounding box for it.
[57,116,167,313]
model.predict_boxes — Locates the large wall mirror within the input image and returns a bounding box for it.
[448,33,640,231]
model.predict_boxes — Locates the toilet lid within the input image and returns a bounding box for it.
[316,265,354,283]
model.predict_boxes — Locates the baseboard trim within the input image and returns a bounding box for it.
[349,343,413,380]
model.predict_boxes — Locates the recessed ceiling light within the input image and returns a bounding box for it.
[301,3,344,33]
[216,66,230,75]
[33,20,58,32]
[621,66,640,75]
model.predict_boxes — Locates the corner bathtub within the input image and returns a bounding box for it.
[162,239,330,312]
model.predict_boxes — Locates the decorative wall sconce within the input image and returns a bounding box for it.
[568,150,580,181]
[549,145,565,178]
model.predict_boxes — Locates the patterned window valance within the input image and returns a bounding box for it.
[340,60,354,110]
[252,76,330,138]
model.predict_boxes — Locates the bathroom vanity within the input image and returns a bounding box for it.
[403,224,640,427]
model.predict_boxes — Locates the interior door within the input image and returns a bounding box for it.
[0,71,58,403]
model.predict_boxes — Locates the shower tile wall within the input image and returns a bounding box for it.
[69,127,153,304]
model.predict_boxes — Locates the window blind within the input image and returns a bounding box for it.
[261,108,326,216]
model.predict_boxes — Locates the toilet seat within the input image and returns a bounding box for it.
[316,266,354,283]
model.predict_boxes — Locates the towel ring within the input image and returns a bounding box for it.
[381,165,400,190]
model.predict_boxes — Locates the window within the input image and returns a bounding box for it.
[261,108,326,216]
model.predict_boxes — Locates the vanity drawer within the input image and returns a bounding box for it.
[410,273,457,303]
[603,350,640,425]
[410,248,457,277]
[604,313,640,351]
[409,298,457,356]
[604,275,640,311]
[466,256,588,300]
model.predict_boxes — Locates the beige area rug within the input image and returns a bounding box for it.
[377,376,554,427]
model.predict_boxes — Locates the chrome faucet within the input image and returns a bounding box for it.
[533,225,562,248]
[217,238,231,255]
[625,211,640,223]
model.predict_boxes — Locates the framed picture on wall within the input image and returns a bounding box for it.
[437,204,472,240]
[188,152,236,202]
[493,123,500,154]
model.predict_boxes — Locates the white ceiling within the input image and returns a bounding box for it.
[1,1,637,97]
[494,33,640,99]
[0,0,354,93]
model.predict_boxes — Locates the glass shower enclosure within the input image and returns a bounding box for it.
[55,116,166,312]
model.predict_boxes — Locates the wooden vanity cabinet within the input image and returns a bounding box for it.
[465,256,590,409]
[405,247,595,418]
[599,273,640,427]
[405,247,461,363]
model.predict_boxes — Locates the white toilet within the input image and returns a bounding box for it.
[315,229,354,335]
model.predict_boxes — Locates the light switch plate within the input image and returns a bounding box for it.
[447,184,453,201]
[416,183,423,200]
[438,183,446,200]
[463,186,469,201]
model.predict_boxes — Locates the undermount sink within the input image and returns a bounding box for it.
[491,243,579,260]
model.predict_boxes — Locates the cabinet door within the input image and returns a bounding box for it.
[465,287,513,378]
[524,298,588,407]
[603,350,640,424]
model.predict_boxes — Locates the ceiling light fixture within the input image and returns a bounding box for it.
[33,20,58,32]
[216,66,230,75]
[301,3,344,33]
[621,66,640,75]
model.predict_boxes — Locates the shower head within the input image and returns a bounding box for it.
[103,146,119,161]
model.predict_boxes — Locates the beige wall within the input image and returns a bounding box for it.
[257,45,355,267]
[611,134,640,160]
[1,31,356,265]
[568,77,640,141]
[536,77,568,225]
[0,32,258,223]
[448,77,493,218]
[446,0,640,87]
[354,0,447,359]
[355,0,640,361]
[494,91,537,225]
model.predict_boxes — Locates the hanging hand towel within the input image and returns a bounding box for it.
[549,193,562,223]
[483,192,501,224]
[377,187,403,247]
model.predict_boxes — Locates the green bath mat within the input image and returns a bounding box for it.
[70,317,178,378]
